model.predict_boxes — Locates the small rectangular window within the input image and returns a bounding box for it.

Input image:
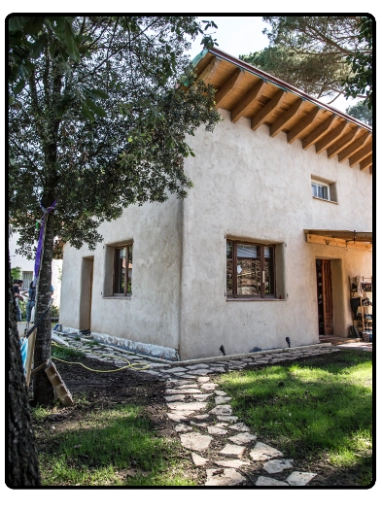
[312,181,330,200]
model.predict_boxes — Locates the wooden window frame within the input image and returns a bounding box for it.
[227,240,276,299]
[113,244,133,296]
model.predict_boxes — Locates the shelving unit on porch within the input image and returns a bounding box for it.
[349,276,373,340]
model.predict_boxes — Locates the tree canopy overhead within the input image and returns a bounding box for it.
[8,15,220,404]
[240,16,373,111]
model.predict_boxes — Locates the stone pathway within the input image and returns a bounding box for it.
[51,330,348,486]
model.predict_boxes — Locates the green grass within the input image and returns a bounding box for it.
[33,403,195,487]
[218,351,373,485]
[51,344,86,362]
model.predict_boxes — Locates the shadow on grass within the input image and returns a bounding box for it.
[37,404,192,487]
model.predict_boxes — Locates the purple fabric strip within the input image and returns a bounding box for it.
[34,199,57,280]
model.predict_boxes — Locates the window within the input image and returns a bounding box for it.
[227,240,276,298]
[311,177,337,202]
[311,181,330,200]
[22,271,33,290]
[113,244,133,295]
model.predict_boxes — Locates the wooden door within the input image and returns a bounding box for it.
[316,259,333,335]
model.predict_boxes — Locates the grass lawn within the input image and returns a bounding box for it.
[217,350,373,486]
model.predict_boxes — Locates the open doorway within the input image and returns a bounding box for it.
[316,259,333,335]
[79,257,94,331]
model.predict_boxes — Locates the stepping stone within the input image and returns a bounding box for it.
[215,396,232,404]
[228,432,257,445]
[165,388,201,395]
[217,415,238,423]
[175,423,192,433]
[201,383,218,391]
[166,411,194,422]
[228,422,250,432]
[215,390,228,396]
[219,444,246,459]
[214,459,250,469]
[197,376,210,383]
[205,468,246,487]
[187,369,212,376]
[165,394,186,402]
[185,364,210,369]
[191,453,208,467]
[193,393,214,402]
[209,405,232,416]
[172,382,198,388]
[207,425,229,436]
[256,476,289,487]
[263,458,294,474]
[192,414,210,421]
[160,367,187,373]
[178,374,197,379]
[249,442,283,462]
[166,402,207,412]
[180,432,212,452]
[286,471,317,486]
[208,367,226,373]
[190,421,208,428]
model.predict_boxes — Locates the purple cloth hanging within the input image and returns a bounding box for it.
[34,200,57,280]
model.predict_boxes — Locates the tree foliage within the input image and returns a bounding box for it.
[8,15,220,403]
[240,16,373,109]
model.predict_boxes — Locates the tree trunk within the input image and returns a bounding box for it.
[32,211,55,405]
[7,252,40,487]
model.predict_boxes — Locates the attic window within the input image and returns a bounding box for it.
[311,177,337,203]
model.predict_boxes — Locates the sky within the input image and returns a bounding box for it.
[187,15,358,114]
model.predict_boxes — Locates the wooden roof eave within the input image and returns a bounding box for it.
[194,48,373,173]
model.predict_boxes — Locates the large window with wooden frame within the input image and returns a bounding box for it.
[226,240,276,298]
[113,244,133,296]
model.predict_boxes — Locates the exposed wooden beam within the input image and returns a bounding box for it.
[269,98,304,138]
[369,166,373,174]
[326,127,359,158]
[306,234,372,252]
[338,132,370,162]
[359,155,373,171]
[287,107,321,144]
[197,56,222,84]
[315,121,348,154]
[349,143,372,167]
[214,68,245,108]
[231,79,266,123]
[251,90,286,131]
[302,114,335,150]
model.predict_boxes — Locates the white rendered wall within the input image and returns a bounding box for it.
[60,196,183,354]
[178,109,372,359]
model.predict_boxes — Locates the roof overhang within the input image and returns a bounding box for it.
[193,48,373,175]
[305,230,372,251]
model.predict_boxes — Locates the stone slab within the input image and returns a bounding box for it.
[216,415,238,423]
[249,442,283,462]
[197,376,210,383]
[187,369,212,376]
[180,432,213,452]
[160,367,187,373]
[207,425,229,436]
[215,390,228,396]
[205,468,246,487]
[166,411,194,422]
[219,444,246,459]
[190,421,208,428]
[228,432,257,445]
[191,453,208,467]
[166,402,207,412]
[256,476,289,486]
[228,422,250,432]
[286,471,317,486]
[165,394,186,402]
[209,405,232,416]
[185,364,210,369]
[175,423,193,433]
[263,458,294,474]
[193,393,214,402]
[214,459,250,469]
[165,388,201,395]
[215,396,232,404]
[201,383,218,391]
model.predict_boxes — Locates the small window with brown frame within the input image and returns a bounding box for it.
[113,244,133,296]
[227,240,275,298]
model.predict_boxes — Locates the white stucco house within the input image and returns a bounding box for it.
[60,48,373,361]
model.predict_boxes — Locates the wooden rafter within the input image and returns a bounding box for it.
[287,107,321,144]
[302,115,335,150]
[359,155,373,171]
[315,121,348,154]
[231,79,266,123]
[326,127,359,158]
[338,132,370,162]
[269,98,304,137]
[197,56,222,84]
[349,143,372,167]
[215,68,245,108]
[251,90,285,131]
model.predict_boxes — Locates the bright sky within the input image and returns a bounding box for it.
[188,15,358,114]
